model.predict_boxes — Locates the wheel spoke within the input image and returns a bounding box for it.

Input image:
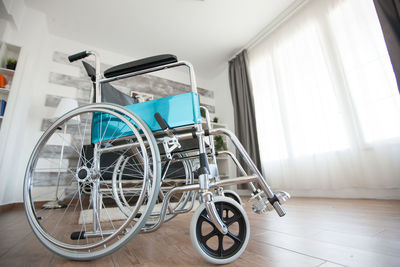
[226,231,241,245]
[217,234,224,257]
[225,213,242,227]
[199,213,213,225]
[51,189,79,235]
[201,228,218,242]
[218,202,224,218]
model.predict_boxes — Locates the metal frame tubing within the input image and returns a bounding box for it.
[97,127,286,216]
[200,106,217,167]
[99,61,198,94]
[208,128,286,217]
[216,150,258,193]
[142,175,258,233]
[84,51,285,241]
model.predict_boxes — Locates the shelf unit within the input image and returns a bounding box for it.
[0,42,21,128]
[201,118,233,182]
[0,86,11,94]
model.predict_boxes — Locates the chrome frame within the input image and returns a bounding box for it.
[72,51,287,239]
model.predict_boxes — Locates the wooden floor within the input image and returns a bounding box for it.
[1,197,399,267]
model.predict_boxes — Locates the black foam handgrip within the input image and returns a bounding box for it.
[70,231,85,240]
[154,112,168,130]
[68,51,89,62]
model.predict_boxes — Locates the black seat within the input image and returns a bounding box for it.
[103,54,178,78]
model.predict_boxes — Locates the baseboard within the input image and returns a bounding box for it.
[236,189,252,196]
[0,202,24,213]
[278,188,400,200]
[1,188,397,215]
[236,188,400,200]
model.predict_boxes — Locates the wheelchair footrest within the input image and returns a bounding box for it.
[252,197,273,214]
[251,191,291,214]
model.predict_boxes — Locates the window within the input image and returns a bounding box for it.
[249,0,400,161]
[328,0,400,142]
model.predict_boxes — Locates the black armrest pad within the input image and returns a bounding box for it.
[104,54,178,78]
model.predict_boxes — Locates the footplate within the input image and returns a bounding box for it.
[251,191,291,214]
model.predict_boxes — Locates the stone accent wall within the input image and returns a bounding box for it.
[48,51,215,111]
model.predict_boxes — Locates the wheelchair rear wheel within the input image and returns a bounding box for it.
[23,103,161,260]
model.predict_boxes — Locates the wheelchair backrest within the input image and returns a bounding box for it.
[82,61,139,106]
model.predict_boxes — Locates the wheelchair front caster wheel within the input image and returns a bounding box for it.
[190,196,250,264]
[223,190,243,205]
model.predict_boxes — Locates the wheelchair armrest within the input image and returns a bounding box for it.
[103,54,178,78]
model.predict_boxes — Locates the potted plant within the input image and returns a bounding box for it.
[214,135,227,151]
[200,108,206,118]
[6,58,17,70]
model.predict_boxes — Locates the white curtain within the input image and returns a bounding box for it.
[248,0,400,198]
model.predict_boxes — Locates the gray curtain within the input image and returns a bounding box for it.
[229,50,262,176]
[373,0,400,93]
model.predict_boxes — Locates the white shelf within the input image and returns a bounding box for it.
[0,42,21,131]
[200,116,236,189]
[0,68,14,89]
[0,87,10,94]
[201,118,227,128]
[211,122,227,128]
[0,67,15,76]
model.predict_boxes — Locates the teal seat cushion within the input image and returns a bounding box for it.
[92,92,201,143]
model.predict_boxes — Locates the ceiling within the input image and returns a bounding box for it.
[27,0,297,79]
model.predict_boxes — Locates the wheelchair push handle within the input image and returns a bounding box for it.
[68,51,90,62]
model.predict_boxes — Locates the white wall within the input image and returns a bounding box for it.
[209,66,239,185]
[0,4,49,205]
[212,66,234,132]
[0,2,233,205]
[0,19,7,38]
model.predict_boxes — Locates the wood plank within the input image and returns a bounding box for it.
[0,198,399,266]
[254,230,400,267]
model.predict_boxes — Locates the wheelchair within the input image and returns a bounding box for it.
[23,50,290,264]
